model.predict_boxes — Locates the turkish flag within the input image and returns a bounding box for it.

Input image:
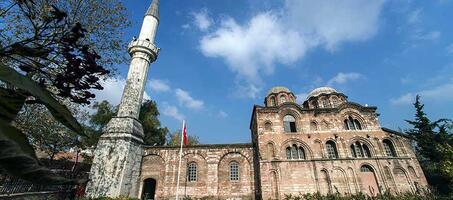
[183,122,188,146]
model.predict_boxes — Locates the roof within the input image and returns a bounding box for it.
[267,86,291,96]
[382,127,410,138]
[146,0,159,20]
[307,87,338,99]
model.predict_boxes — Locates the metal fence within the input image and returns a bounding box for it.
[0,159,90,198]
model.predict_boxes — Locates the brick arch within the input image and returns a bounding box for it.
[339,110,367,129]
[347,167,359,194]
[217,152,253,199]
[349,136,378,156]
[143,152,167,164]
[358,163,380,196]
[381,137,399,156]
[318,168,332,195]
[182,150,207,161]
[218,150,252,164]
[393,167,413,193]
[280,138,314,159]
[139,154,166,198]
[331,166,351,194]
[266,141,277,160]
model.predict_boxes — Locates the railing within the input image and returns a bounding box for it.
[0,159,90,198]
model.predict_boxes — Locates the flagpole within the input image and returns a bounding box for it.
[176,120,185,200]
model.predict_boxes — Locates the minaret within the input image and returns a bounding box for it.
[85,0,160,198]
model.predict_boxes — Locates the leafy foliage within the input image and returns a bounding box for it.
[140,100,170,146]
[405,95,453,195]
[166,129,200,146]
[0,0,125,185]
[282,191,438,200]
[85,100,170,147]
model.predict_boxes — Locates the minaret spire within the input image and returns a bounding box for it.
[146,0,159,20]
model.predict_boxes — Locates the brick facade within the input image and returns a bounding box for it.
[139,86,428,200]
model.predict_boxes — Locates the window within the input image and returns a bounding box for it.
[283,115,297,133]
[350,141,372,158]
[286,145,305,160]
[344,116,362,130]
[187,162,197,182]
[383,139,397,157]
[360,165,373,172]
[264,122,272,131]
[297,147,305,160]
[326,141,338,159]
[280,96,287,104]
[286,147,292,159]
[332,97,338,107]
[322,99,330,108]
[230,161,239,181]
[310,121,318,131]
[269,96,276,106]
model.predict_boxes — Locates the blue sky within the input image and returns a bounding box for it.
[94,0,453,144]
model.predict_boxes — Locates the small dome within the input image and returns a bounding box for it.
[307,87,338,99]
[267,86,291,96]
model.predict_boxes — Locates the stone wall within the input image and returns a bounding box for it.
[140,144,255,199]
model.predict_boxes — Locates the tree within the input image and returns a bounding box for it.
[405,95,453,195]
[140,100,170,146]
[166,130,200,146]
[1,0,130,70]
[0,0,112,184]
[85,100,169,147]
[14,102,88,161]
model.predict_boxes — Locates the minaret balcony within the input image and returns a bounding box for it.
[127,39,160,62]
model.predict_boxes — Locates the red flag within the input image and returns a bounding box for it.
[183,122,188,146]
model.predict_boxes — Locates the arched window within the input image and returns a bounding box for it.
[350,141,372,158]
[321,99,330,108]
[310,121,318,131]
[344,116,363,130]
[286,147,292,159]
[283,115,297,133]
[383,139,397,157]
[280,96,287,104]
[331,97,339,107]
[298,147,305,160]
[187,162,197,182]
[360,165,373,172]
[264,122,272,131]
[291,145,297,159]
[230,161,239,181]
[286,145,306,160]
[269,96,276,106]
[353,119,362,130]
[325,141,338,159]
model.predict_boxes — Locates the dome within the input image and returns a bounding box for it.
[267,86,291,96]
[307,87,338,99]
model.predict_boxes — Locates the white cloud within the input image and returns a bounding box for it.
[149,79,171,92]
[217,110,228,118]
[192,9,212,31]
[162,104,185,121]
[93,77,125,106]
[327,72,363,86]
[391,82,453,105]
[199,0,384,98]
[175,88,204,110]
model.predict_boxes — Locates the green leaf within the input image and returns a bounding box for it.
[0,64,84,135]
[0,119,86,185]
